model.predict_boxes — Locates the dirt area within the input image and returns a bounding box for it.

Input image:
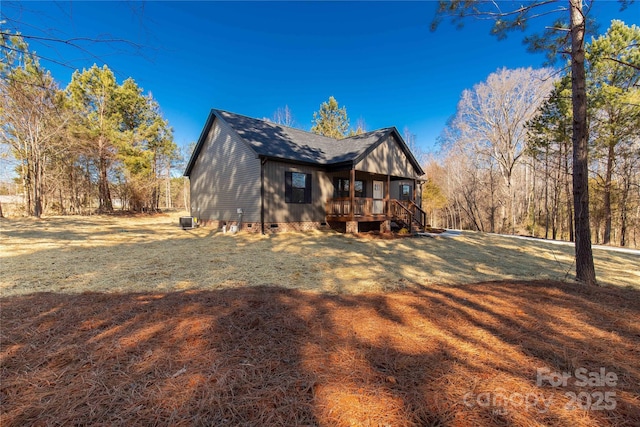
[1,213,640,426]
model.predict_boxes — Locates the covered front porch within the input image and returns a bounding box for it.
[324,169,426,232]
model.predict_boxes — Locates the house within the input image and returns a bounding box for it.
[184,109,426,233]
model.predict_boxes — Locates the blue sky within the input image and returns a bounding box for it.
[3,1,638,156]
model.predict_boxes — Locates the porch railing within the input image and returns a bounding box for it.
[326,198,427,230]
[390,200,413,227]
[408,200,427,229]
[326,197,388,217]
[392,200,427,230]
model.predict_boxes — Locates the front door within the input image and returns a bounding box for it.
[373,180,384,215]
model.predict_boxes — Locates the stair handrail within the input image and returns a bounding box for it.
[391,199,413,228]
[408,200,427,229]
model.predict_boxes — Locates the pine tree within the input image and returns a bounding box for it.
[311,96,350,139]
[67,65,120,212]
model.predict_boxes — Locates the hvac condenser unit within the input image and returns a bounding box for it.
[179,216,196,229]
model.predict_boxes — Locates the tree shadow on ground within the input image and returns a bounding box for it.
[3,216,639,297]
[0,215,168,242]
[2,280,639,426]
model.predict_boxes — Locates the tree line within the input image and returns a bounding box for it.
[0,34,184,217]
[423,20,640,249]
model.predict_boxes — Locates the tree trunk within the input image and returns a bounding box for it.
[570,0,596,285]
[531,158,537,237]
[33,167,42,217]
[33,151,44,218]
[98,157,113,212]
[552,146,563,240]
[58,187,65,215]
[602,142,615,244]
[511,184,516,235]
[544,146,550,239]
[489,164,496,233]
[619,167,630,247]
[21,162,31,216]
[564,139,574,242]
[183,178,188,210]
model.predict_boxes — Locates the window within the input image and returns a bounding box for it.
[285,171,312,204]
[400,184,412,201]
[334,178,365,198]
[355,180,364,197]
[335,178,349,198]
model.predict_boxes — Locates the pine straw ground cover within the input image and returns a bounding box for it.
[1,214,640,426]
[2,283,639,426]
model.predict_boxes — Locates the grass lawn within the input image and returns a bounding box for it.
[1,212,639,296]
[1,213,639,426]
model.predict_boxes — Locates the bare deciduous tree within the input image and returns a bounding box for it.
[444,67,556,233]
[272,105,296,127]
[0,35,69,217]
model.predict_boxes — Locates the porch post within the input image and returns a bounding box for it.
[386,174,391,217]
[383,174,391,233]
[349,167,355,221]
[345,166,358,233]
[260,158,266,234]
[413,178,417,202]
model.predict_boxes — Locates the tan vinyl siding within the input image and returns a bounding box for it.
[263,161,332,223]
[355,134,417,178]
[390,179,415,199]
[189,118,261,223]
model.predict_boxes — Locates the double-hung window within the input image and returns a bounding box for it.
[285,171,312,204]
[400,184,412,201]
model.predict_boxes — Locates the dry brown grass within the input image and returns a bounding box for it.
[1,213,640,426]
[1,212,638,297]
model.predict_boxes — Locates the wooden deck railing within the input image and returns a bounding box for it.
[327,198,426,230]
[408,200,427,229]
[391,200,427,230]
[391,200,413,227]
[326,198,387,218]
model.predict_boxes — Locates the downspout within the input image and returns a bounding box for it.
[413,178,422,222]
[260,157,267,235]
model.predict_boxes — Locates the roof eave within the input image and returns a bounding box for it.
[261,155,353,170]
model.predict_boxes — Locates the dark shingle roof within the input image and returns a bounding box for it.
[215,109,390,164]
[185,109,424,176]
